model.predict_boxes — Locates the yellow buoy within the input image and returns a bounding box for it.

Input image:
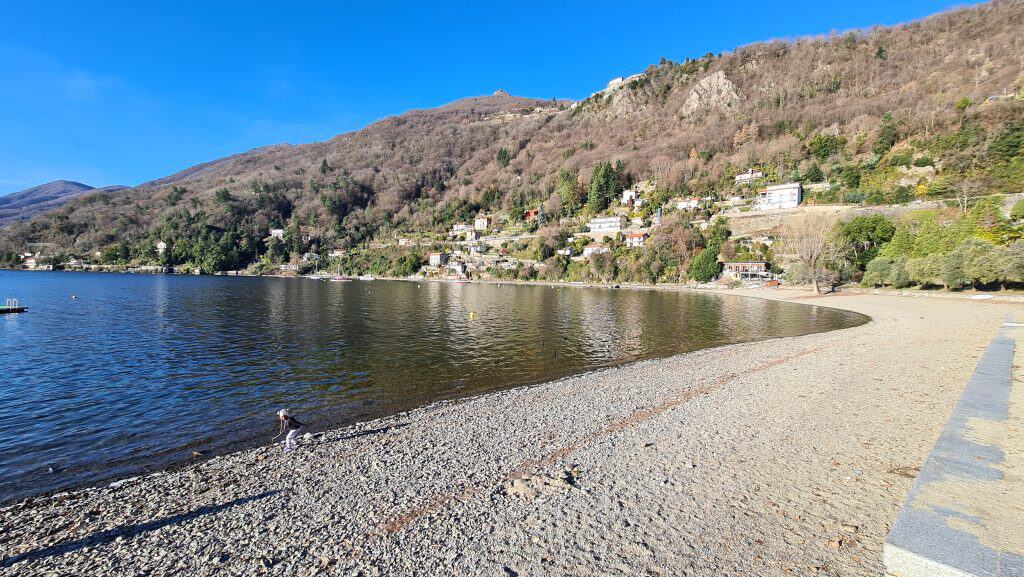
[469,311,476,320]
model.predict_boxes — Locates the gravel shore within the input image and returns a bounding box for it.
[1,290,1016,576]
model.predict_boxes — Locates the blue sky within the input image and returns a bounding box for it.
[0,1,979,195]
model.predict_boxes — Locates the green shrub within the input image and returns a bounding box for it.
[912,156,934,167]
[889,150,913,167]
[907,254,944,287]
[808,134,846,161]
[860,153,881,170]
[872,121,899,155]
[888,257,911,288]
[844,191,866,204]
[497,148,511,167]
[988,123,1024,162]
[862,257,893,287]
[1011,199,1024,220]
[840,165,861,189]
[802,163,825,182]
[687,246,721,282]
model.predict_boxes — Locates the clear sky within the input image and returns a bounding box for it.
[0,1,980,195]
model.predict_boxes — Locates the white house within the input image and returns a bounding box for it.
[735,169,765,184]
[474,216,491,230]
[625,232,648,248]
[588,216,627,234]
[464,229,482,241]
[621,189,646,207]
[428,252,450,267]
[155,240,167,256]
[582,244,610,257]
[676,197,701,210]
[268,228,285,240]
[556,247,574,256]
[451,222,473,235]
[755,183,803,210]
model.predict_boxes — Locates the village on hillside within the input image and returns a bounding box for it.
[15,163,1023,293]
[11,170,805,283]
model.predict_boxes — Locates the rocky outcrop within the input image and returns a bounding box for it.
[680,71,741,118]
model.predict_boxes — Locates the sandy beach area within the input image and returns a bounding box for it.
[1,290,1017,576]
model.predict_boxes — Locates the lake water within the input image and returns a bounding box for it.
[0,271,866,502]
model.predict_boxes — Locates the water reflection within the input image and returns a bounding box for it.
[0,271,866,501]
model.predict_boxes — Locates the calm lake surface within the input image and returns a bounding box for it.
[0,271,866,501]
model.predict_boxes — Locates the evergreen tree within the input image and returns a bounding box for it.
[496,148,511,168]
[587,161,618,212]
[687,245,721,282]
[803,163,825,183]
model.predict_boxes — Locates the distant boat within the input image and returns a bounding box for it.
[357,275,376,281]
[1,298,27,314]
[329,276,350,282]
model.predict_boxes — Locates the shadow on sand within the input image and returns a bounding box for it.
[2,490,280,568]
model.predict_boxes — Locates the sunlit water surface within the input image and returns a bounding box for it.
[0,271,866,501]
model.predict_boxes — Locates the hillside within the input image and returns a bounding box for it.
[1,1,1023,279]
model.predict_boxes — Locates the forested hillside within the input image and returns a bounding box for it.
[2,1,1022,277]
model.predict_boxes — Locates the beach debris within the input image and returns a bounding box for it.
[108,477,138,489]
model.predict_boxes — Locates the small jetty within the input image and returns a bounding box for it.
[1,298,28,314]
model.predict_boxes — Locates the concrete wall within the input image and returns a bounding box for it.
[883,318,1024,577]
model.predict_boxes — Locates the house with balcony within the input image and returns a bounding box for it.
[587,215,627,234]
[624,232,649,248]
[722,261,770,280]
[755,183,802,210]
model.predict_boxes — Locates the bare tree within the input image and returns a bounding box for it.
[955,179,983,214]
[778,212,842,294]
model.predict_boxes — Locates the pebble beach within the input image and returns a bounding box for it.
[1,290,1017,576]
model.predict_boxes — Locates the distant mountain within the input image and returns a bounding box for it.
[0,181,94,226]
[0,181,127,226]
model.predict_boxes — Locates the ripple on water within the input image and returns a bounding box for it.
[0,271,866,501]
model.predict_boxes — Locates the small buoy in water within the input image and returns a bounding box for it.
[71,295,77,300]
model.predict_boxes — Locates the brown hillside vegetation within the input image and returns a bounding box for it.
[2,0,1022,262]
